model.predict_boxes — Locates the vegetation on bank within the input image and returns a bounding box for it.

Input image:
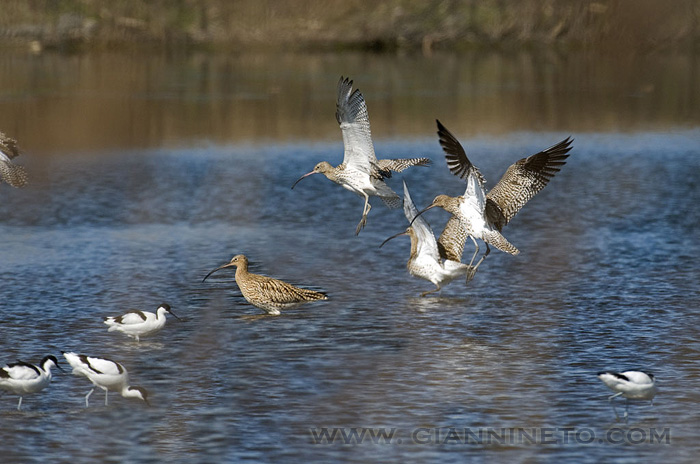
[1,0,699,53]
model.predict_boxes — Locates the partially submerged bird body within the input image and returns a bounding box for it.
[292,77,430,234]
[0,131,28,188]
[415,120,572,281]
[382,181,473,296]
[0,355,60,410]
[597,370,657,420]
[104,303,180,342]
[203,254,327,315]
[62,352,149,407]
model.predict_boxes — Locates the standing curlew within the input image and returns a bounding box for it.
[381,181,474,297]
[292,76,430,235]
[104,303,181,342]
[413,120,572,282]
[0,355,62,410]
[62,352,149,407]
[0,131,28,188]
[597,371,657,421]
[202,254,328,315]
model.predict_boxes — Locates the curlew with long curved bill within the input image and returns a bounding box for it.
[203,254,327,315]
[381,181,474,296]
[412,120,572,282]
[0,131,28,188]
[292,76,430,235]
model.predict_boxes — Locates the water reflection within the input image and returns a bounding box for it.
[0,49,699,154]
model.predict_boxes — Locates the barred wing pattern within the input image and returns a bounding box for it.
[336,76,377,175]
[0,132,28,187]
[437,216,469,262]
[485,137,572,230]
[437,120,486,187]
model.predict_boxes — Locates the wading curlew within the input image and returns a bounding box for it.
[203,254,327,315]
[413,120,572,282]
[292,76,430,235]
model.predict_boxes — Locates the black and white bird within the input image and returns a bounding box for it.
[0,355,62,410]
[62,352,149,407]
[381,181,474,296]
[413,120,572,282]
[292,76,430,235]
[0,131,28,188]
[597,370,657,421]
[104,303,180,342]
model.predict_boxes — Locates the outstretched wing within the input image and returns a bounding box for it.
[402,181,439,262]
[336,76,377,174]
[485,137,572,230]
[437,120,485,187]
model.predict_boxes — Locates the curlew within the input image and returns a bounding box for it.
[62,352,149,407]
[0,355,62,410]
[202,254,327,315]
[413,120,572,282]
[0,131,28,188]
[292,76,430,235]
[104,303,181,342]
[598,371,657,421]
[381,181,474,297]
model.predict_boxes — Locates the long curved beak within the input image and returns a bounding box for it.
[291,171,316,189]
[409,204,436,226]
[168,309,182,321]
[202,263,234,283]
[56,363,66,373]
[380,230,409,248]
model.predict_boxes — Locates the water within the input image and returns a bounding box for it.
[1,50,700,463]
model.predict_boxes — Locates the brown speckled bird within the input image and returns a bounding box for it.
[0,131,28,188]
[203,254,328,315]
[413,120,572,282]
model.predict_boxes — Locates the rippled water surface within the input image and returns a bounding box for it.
[1,50,700,463]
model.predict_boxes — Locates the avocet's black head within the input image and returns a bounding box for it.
[128,386,150,406]
[158,303,181,321]
[41,355,65,372]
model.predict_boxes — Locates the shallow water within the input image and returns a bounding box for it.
[1,50,700,463]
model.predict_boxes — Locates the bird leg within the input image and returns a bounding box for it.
[17,396,22,411]
[85,388,95,407]
[355,193,372,235]
[608,392,623,419]
[466,236,479,267]
[624,399,629,422]
[104,389,109,406]
[420,285,441,297]
[467,244,491,282]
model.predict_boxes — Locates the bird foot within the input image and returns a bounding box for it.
[355,216,368,235]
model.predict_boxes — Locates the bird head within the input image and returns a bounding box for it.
[202,254,248,282]
[291,162,333,189]
[379,227,414,248]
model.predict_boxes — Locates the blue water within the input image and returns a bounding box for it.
[1,130,700,462]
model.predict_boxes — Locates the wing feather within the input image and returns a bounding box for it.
[336,76,377,174]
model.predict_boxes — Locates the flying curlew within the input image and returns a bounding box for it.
[0,356,62,410]
[292,76,430,235]
[0,131,28,188]
[104,303,181,342]
[62,352,149,407]
[597,371,657,421]
[381,181,474,297]
[413,120,572,282]
[202,254,327,315]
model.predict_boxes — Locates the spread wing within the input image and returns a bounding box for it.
[402,181,439,262]
[437,119,486,187]
[485,137,572,230]
[336,76,377,174]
